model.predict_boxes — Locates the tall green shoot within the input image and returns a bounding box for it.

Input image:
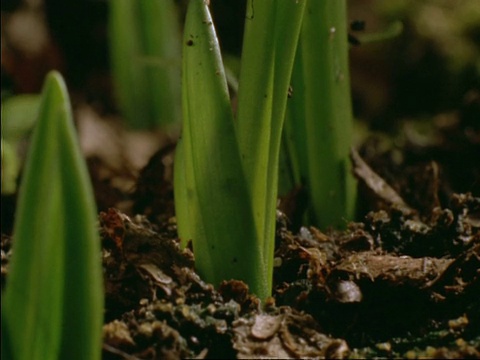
[109,0,181,132]
[175,0,263,294]
[235,0,307,295]
[1,71,103,360]
[175,0,306,299]
[285,0,357,229]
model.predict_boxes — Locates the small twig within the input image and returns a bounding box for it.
[102,344,142,360]
[350,147,414,214]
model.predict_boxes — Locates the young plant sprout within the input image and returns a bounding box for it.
[284,0,357,229]
[109,0,181,132]
[175,0,359,299]
[174,0,307,300]
[1,71,103,360]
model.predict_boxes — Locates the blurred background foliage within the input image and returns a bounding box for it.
[2,0,479,205]
[363,0,480,126]
[2,0,479,127]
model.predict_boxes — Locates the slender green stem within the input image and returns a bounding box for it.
[175,0,265,297]
[109,0,181,130]
[286,0,357,229]
[175,0,306,299]
[236,0,306,293]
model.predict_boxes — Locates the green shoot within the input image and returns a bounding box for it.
[175,0,264,297]
[109,0,181,132]
[1,95,41,195]
[285,0,357,229]
[1,71,103,360]
[235,0,307,296]
[175,0,306,299]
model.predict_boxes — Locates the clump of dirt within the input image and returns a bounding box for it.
[1,119,478,358]
[95,174,479,359]
[47,112,480,358]
[99,208,349,359]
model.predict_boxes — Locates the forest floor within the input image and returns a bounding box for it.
[1,2,479,358]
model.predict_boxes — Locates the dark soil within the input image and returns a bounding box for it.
[1,1,480,359]
[92,140,480,359]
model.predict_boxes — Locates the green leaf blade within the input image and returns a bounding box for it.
[176,0,266,297]
[300,0,357,228]
[109,0,181,131]
[236,0,306,294]
[2,71,103,360]
[109,0,151,128]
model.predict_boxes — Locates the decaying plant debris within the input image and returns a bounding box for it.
[1,133,478,359]
[83,148,479,359]
[89,107,480,359]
